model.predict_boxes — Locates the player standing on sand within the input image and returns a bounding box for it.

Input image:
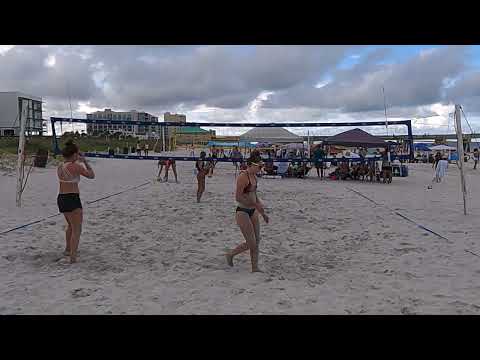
[226,153,269,273]
[195,151,211,202]
[57,140,95,264]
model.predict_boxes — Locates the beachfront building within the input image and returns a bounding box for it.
[163,112,216,147]
[163,112,186,142]
[175,126,215,146]
[86,109,158,138]
[0,92,44,136]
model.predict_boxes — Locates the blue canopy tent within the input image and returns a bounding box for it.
[414,143,433,152]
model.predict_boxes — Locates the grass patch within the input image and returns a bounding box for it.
[0,135,161,156]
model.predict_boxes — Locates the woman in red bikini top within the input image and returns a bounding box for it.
[225,154,269,273]
[57,140,95,264]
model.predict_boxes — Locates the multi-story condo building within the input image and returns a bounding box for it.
[0,92,43,136]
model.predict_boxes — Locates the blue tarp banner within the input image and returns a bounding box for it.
[449,152,459,161]
[83,153,411,162]
[206,141,255,148]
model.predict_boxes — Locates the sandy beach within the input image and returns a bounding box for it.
[1,151,480,314]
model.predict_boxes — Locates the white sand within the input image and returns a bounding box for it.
[1,151,480,314]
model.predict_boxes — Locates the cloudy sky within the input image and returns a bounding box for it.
[1,45,479,136]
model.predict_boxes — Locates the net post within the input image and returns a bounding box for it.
[16,100,28,207]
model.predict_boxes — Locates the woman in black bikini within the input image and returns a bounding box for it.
[57,140,95,263]
[195,151,210,203]
[226,154,269,273]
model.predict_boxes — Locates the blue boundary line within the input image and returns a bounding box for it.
[85,181,150,205]
[346,186,452,243]
[0,180,151,237]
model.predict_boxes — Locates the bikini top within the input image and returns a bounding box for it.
[240,171,257,193]
[58,162,80,184]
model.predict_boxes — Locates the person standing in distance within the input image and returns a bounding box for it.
[195,151,210,202]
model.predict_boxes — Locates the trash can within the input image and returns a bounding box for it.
[33,149,48,168]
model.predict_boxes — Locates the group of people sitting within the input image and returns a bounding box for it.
[260,160,311,178]
[328,159,392,183]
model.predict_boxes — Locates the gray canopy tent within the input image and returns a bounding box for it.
[239,127,302,144]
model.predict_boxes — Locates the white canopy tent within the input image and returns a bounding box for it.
[429,145,457,151]
[239,127,302,144]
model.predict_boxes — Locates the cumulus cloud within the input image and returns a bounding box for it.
[2,45,480,134]
[0,46,101,102]
[264,46,468,112]
[87,45,350,109]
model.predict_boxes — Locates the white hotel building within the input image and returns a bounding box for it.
[86,109,159,138]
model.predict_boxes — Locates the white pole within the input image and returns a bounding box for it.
[16,100,28,207]
[153,131,159,153]
[307,130,310,158]
[383,86,388,135]
[162,126,166,152]
[454,104,468,215]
